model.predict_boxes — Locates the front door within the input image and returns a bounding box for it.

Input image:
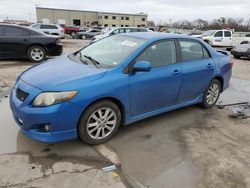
[212,31,223,46]
[129,40,182,116]
[1,26,30,58]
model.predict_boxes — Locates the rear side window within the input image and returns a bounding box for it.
[179,40,209,61]
[136,40,176,68]
[139,28,148,32]
[0,26,4,35]
[41,25,58,29]
[214,31,223,37]
[5,26,29,36]
[224,31,231,37]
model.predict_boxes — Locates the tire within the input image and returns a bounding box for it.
[27,45,46,63]
[233,55,241,59]
[200,79,221,108]
[81,35,86,40]
[78,100,121,145]
[71,31,76,38]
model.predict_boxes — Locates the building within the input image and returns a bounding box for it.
[36,7,148,27]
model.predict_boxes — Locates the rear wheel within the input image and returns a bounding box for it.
[200,79,221,108]
[78,100,121,145]
[27,46,46,63]
[233,55,241,59]
[81,35,86,39]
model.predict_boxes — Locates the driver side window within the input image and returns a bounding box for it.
[214,31,223,37]
[136,40,176,68]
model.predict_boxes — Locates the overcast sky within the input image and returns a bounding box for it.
[0,0,250,23]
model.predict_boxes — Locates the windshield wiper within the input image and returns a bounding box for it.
[78,52,89,65]
[83,55,100,68]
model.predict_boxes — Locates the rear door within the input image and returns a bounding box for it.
[223,31,233,46]
[1,26,30,57]
[212,31,223,46]
[177,39,215,103]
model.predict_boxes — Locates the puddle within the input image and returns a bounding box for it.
[0,98,105,161]
[0,97,20,154]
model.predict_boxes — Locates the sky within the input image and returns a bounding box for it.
[0,0,250,24]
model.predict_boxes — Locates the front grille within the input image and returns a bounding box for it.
[16,88,29,102]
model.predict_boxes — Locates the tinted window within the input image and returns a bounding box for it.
[32,24,40,29]
[0,26,4,35]
[224,31,231,37]
[203,47,210,58]
[214,31,223,37]
[41,25,58,29]
[136,40,176,68]
[179,40,204,61]
[5,27,29,36]
[139,28,148,32]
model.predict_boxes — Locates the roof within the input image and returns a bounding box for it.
[36,7,147,17]
[121,32,196,40]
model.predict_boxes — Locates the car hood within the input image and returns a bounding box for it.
[21,56,107,91]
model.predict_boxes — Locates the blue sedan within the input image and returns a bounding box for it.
[10,32,232,144]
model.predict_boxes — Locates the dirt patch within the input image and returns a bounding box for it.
[182,108,250,188]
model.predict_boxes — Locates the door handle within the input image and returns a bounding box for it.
[24,39,28,42]
[172,69,181,75]
[207,63,214,68]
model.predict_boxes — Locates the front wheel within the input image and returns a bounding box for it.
[27,46,46,63]
[78,100,121,145]
[200,79,221,108]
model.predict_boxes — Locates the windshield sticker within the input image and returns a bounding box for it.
[121,40,137,47]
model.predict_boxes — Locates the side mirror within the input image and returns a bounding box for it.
[133,61,151,72]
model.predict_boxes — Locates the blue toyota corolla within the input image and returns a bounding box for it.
[10,32,232,144]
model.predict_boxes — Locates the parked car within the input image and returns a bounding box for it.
[30,23,65,38]
[10,33,232,144]
[63,26,80,37]
[76,28,101,39]
[0,24,63,62]
[79,27,89,32]
[92,27,150,42]
[187,30,203,38]
[200,29,233,48]
[231,40,250,59]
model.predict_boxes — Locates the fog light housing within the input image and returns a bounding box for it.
[42,124,50,132]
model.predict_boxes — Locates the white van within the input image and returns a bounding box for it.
[200,30,233,47]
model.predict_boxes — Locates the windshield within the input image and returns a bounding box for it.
[202,30,216,36]
[79,35,146,67]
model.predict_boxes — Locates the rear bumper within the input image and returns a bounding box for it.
[47,44,63,56]
[231,50,250,57]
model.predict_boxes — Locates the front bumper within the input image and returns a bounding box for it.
[9,79,83,142]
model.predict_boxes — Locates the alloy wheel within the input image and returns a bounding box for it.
[30,48,44,61]
[87,107,117,140]
[206,83,220,105]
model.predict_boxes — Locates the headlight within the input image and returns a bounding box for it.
[33,91,78,107]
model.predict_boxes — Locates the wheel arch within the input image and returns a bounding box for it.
[214,75,224,92]
[77,96,126,127]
